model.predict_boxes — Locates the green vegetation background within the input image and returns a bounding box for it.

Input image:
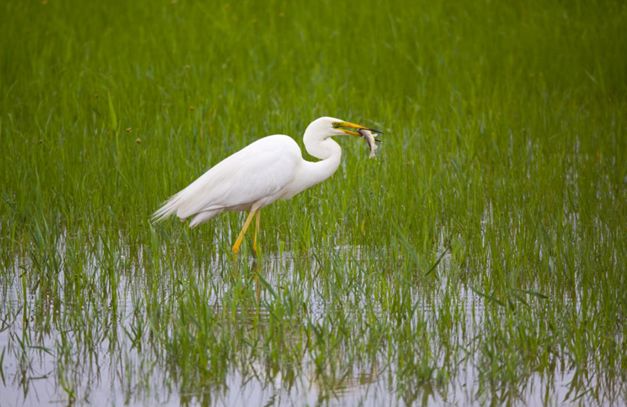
[0,0,625,404]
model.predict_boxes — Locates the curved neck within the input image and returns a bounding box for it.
[299,134,342,190]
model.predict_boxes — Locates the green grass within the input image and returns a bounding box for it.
[1,0,625,405]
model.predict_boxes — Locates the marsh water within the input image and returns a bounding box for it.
[1,242,623,407]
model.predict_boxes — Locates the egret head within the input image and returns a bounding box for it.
[307,116,381,138]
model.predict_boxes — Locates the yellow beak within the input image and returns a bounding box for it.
[333,121,382,137]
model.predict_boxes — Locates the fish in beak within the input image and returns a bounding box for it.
[333,121,383,158]
[358,128,381,158]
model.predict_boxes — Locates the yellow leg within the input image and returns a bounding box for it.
[232,209,257,255]
[253,211,261,254]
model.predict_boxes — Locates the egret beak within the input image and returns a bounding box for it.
[333,121,383,137]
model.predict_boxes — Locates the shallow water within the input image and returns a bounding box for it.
[1,245,623,406]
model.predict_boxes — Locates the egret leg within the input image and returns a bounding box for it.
[253,211,261,254]
[232,209,257,255]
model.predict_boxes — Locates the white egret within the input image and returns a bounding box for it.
[153,116,381,254]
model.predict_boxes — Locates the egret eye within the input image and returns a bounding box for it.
[332,122,342,128]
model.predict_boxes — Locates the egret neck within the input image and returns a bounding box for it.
[299,130,342,192]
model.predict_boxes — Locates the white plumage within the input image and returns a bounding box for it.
[153,116,380,254]
[153,135,300,227]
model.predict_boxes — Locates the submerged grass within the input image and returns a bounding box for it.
[1,0,626,405]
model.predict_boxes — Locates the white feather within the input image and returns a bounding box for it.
[152,135,301,226]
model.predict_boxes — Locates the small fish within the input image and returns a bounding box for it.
[358,128,382,158]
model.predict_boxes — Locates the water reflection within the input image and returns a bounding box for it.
[0,244,623,406]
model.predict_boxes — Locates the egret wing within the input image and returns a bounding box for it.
[153,135,300,222]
